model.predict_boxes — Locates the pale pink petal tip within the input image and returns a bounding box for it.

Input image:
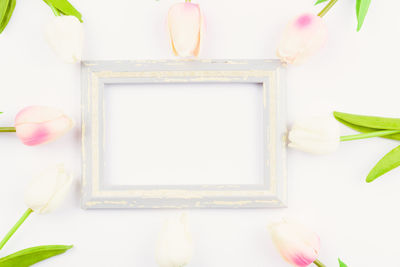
[15,106,73,146]
[168,2,203,57]
[277,13,327,64]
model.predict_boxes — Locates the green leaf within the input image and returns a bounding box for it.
[333,111,400,130]
[45,0,83,22]
[356,0,371,31]
[339,258,348,267]
[0,245,73,267]
[0,0,16,34]
[0,0,10,23]
[366,145,400,183]
[315,0,329,5]
[335,117,400,141]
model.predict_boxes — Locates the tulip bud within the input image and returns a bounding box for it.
[15,106,74,146]
[268,220,320,267]
[44,16,84,63]
[288,116,340,154]
[168,2,203,57]
[277,13,327,64]
[156,213,194,267]
[24,164,73,214]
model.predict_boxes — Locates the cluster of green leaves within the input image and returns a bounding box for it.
[315,0,371,31]
[0,245,72,267]
[334,111,400,183]
[0,0,82,35]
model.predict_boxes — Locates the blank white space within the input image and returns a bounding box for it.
[104,83,264,185]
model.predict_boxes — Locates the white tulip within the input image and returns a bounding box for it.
[24,164,73,214]
[156,213,194,267]
[44,16,84,63]
[288,116,340,154]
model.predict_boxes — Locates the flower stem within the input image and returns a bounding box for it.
[313,259,326,267]
[0,127,16,132]
[0,208,33,250]
[318,0,339,17]
[340,129,400,142]
[185,0,191,2]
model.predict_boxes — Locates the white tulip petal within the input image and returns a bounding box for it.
[24,164,73,214]
[156,213,193,267]
[45,16,84,63]
[288,116,340,154]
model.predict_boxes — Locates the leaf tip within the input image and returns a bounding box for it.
[366,171,376,183]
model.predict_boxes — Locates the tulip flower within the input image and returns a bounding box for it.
[278,0,370,64]
[268,219,324,267]
[288,114,400,155]
[277,13,328,64]
[288,116,341,154]
[24,164,73,214]
[0,106,74,146]
[0,165,73,250]
[44,16,84,63]
[168,1,203,57]
[156,213,194,267]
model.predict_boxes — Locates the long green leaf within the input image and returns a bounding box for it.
[45,0,82,22]
[0,0,10,23]
[338,258,348,267]
[334,111,400,130]
[0,0,15,34]
[356,0,371,31]
[0,245,73,267]
[315,0,329,5]
[366,145,400,183]
[335,117,400,141]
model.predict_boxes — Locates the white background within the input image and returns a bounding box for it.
[104,82,265,186]
[0,0,400,266]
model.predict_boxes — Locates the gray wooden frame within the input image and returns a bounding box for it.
[81,60,287,209]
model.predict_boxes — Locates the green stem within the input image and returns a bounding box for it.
[0,127,16,132]
[43,0,61,16]
[313,259,326,267]
[0,208,33,250]
[185,0,191,2]
[318,0,338,17]
[340,129,400,142]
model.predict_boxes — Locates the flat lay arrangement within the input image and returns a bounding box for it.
[0,0,398,266]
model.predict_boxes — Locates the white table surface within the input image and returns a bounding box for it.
[1,0,400,266]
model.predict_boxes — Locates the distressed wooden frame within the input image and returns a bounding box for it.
[81,60,287,209]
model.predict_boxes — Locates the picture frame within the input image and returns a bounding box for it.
[81,59,287,209]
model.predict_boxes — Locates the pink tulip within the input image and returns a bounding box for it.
[268,220,321,267]
[277,13,328,64]
[14,106,73,146]
[168,2,203,57]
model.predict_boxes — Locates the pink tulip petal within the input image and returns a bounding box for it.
[15,106,64,124]
[277,13,327,64]
[14,106,73,146]
[269,220,320,267]
[168,3,203,57]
